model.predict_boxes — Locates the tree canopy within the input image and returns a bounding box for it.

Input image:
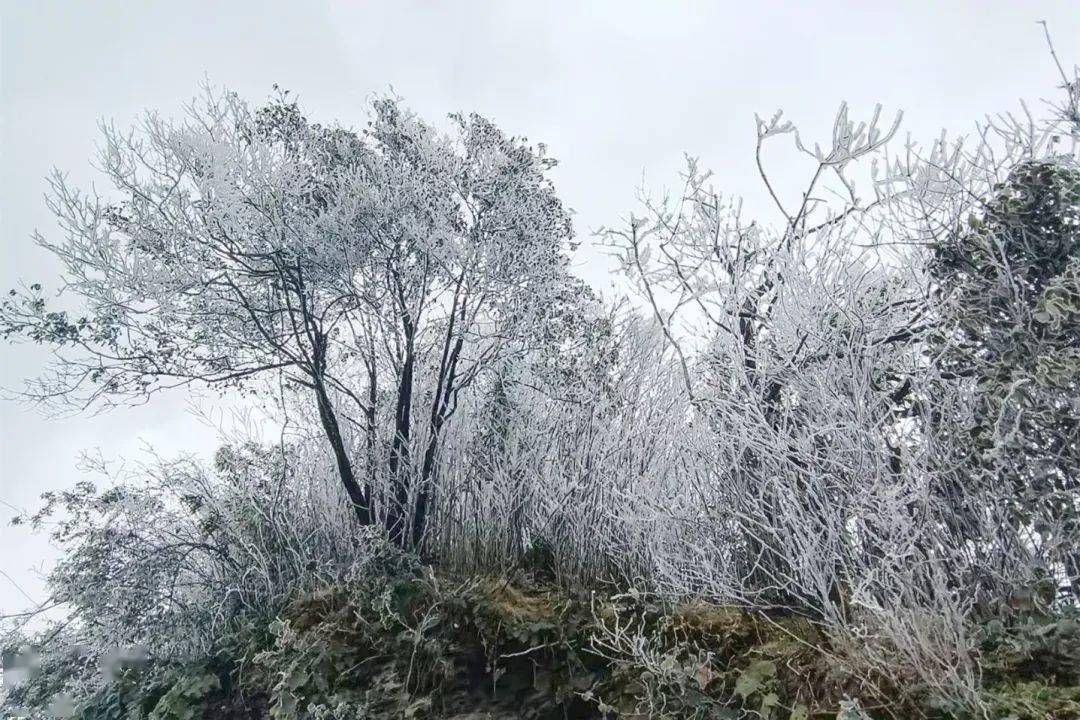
[1,88,594,548]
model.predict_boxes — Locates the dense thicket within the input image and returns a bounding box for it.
[3,64,1080,719]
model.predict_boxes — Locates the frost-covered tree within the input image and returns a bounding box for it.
[932,159,1080,596]
[594,78,1080,707]
[326,99,581,548]
[599,103,931,610]
[1,87,579,548]
[1,89,381,525]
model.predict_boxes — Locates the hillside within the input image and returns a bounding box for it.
[5,555,1080,720]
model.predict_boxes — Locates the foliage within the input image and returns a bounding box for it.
[980,605,1080,686]
[4,465,1079,719]
[4,36,1080,720]
[931,159,1080,597]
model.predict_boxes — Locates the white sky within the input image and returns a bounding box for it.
[2,0,1078,616]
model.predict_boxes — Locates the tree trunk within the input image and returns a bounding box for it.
[413,424,440,551]
[365,345,379,523]
[386,339,415,548]
[314,379,371,525]
[412,328,465,550]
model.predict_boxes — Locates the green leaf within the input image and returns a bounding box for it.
[759,691,780,717]
[734,660,775,699]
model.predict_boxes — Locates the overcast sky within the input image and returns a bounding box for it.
[2,0,1078,616]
